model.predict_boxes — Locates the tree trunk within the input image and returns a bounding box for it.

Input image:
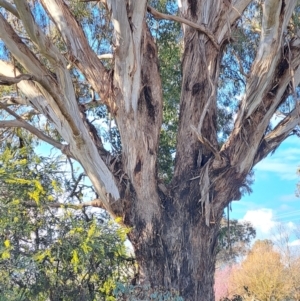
[126,167,230,301]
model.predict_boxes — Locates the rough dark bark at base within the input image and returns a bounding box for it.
[127,183,224,301]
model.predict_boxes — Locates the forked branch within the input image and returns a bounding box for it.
[147,5,219,50]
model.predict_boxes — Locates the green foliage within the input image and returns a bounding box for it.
[0,146,133,300]
[113,283,184,301]
[148,0,181,182]
[217,1,261,144]
[217,219,256,266]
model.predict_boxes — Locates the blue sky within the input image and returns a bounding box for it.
[230,135,300,244]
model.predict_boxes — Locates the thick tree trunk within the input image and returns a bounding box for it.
[128,180,225,301]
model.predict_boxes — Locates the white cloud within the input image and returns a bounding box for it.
[241,208,277,234]
[254,137,300,180]
[287,221,296,230]
[255,161,298,180]
[289,239,300,246]
[241,208,300,245]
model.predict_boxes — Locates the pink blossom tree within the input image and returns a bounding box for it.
[214,266,236,301]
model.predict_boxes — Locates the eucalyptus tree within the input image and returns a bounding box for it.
[0,1,300,300]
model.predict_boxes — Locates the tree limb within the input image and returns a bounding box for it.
[0,73,33,85]
[13,1,86,143]
[237,0,297,125]
[107,0,147,113]
[221,0,299,176]
[0,60,121,213]
[40,0,116,113]
[0,104,73,157]
[20,198,105,210]
[0,13,82,139]
[229,0,252,25]
[0,7,121,215]
[254,106,300,164]
[14,1,67,67]
[147,5,219,50]
[0,0,19,17]
[0,95,29,105]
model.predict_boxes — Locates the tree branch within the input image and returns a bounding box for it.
[0,13,82,139]
[106,0,148,113]
[254,106,300,164]
[229,0,252,25]
[14,1,67,66]
[0,104,73,157]
[40,0,116,112]
[0,95,29,105]
[221,1,299,176]
[0,10,120,212]
[237,0,297,126]
[147,5,219,50]
[21,198,105,210]
[98,54,113,60]
[21,198,128,225]
[0,73,33,85]
[0,0,19,17]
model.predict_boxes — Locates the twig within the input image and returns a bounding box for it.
[0,95,28,105]
[69,172,85,198]
[21,198,105,210]
[0,103,73,157]
[147,5,219,50]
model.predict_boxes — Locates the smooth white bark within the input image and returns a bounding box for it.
[0,59,120,212]
[107,0,147,113]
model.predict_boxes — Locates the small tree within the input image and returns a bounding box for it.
[217,219,256,267]
[272,223,300,301]
[0,146,133,301]
[229,240,291,301]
